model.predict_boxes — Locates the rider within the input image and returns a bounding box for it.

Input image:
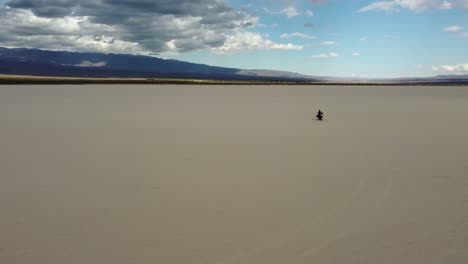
[316,110,324,120]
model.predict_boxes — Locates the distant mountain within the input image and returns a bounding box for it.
[389,74,468,84]
[1,47,467,84]
[430,74,468,80]
[0,47,318,81]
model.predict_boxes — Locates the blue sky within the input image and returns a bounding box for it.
[175,0,468,77]
[0,0,467,77]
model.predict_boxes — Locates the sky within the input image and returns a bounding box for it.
[0,0,467,78]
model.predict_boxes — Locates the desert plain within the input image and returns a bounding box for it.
[1,85,467,264]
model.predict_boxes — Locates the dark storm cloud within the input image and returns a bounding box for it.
[7,0,77,17]
[1,0,257,53]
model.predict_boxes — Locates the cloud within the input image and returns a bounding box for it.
[258,23,278,28]
[358,0,457,13]
[358,1,400,12]
[396,0,454,11]
[360,37,368,41]
[214,31,303,53]
[444,26,463,32]
[352,52,361,56]
[306,10,314,16]
[310,0,329,4]
[462,0,468,8]
[75,61,107,67]
[321,41,336,45]
[0,8,145,53]
[0,0,261,54]
[432,63,468,73]
[312,52,339,58]
[440,1,454,9]
[279,6,300,18]
[441,64,468,72]
[280,32,316,39]
[304,22,315,28]
[264,6,300,18]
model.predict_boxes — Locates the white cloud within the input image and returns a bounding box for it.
[352,52,361,56]
[399,0,454,11]
[358,1,400,12]
[432,63,468,73]
[214,31,303,53]
[440,1,453,9]
[440,64,468,72]
[443,26,463,32]
[264,6,299,17]
[321,41,336,45]
[75,61,107,67]
[306,10,314,16]
[0,9,145,54]
[280,6,300,18]
[280,32,316,39]
[358,0,456,13]
[360,37,368,41]
[166,40,177,50]
[312,52,339,59]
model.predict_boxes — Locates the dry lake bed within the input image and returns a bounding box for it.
[1,85,468,264]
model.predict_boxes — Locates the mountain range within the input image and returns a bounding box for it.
[0,47,467,84]
[0,47,318,81]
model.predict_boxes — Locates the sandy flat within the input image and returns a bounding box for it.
[1,85,467,264]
